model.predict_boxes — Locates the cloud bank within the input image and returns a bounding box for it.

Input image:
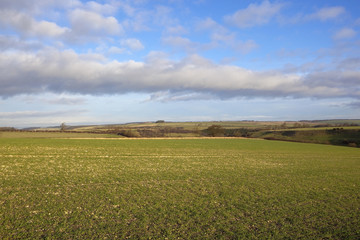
[0,1,359,104]
[0,49,359,100]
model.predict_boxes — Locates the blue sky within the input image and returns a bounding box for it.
[0,0,359,127]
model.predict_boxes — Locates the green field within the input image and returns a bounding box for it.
[6,120,359,147]
[0,131,120,139]
[1,138,359,239]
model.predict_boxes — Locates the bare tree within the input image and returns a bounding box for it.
[60,122,67,131]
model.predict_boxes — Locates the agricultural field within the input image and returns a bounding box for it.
[0,131,120,139]
[10,120,360,146]
[28,120,309,134]
[1,138,359,239]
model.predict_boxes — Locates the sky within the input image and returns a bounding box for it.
[0,0,359,128]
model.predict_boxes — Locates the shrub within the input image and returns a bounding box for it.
[117,129,141,138]
[348,142,357,148]
[205,125,225,137]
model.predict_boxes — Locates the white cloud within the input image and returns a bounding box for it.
[235,40,258,54]
[271,5,347,25]
[118,2,136,16]
[146,91,214,102]
[333,28,356,40]
[196,17,229,37]
[84,1,118,15]
[0,10,69,38]
[0,0,81,13]
[0,108,89,128]
[121,38,144,51]
[308,6,345,21]
[0,2,123,43]
[121,9,151,32]
[69,9,123,36]
[196,17,218,31]
[153,5,176,26]
[35,20,69,37]
[121,5,177,32]
[19,94,87,105]
[224,0,284,28]
[0,35,43,51]
[0,49,358,100]
[195,17,258,54]
[165,25,188,35]
[337,58,360,70]
[45,96,86,105]
[108,46,127,55]
[0,109,86,118]
[162,36,200,52]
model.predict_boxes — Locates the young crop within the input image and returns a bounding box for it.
[1,138,359,239]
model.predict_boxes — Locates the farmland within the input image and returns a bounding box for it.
[5,119,360,147]
[1,137,359,239]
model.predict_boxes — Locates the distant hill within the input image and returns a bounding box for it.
[2,119,359,147]
[300,119,360,126]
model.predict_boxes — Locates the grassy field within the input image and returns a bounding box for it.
[13,120,359,146]
[0,131,121,139]
[29,120,308,133]
[1,138,359,239]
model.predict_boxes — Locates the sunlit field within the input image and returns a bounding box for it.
[1,138,359,239]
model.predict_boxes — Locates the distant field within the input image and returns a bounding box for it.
[31,120,308,132]
[254,128,360,147]
[0,131,120,139]
[11,120,359,146]
[311,119,360,125]
[1,138,359,239]
[278,126,360,131]
[2,119,360,148]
